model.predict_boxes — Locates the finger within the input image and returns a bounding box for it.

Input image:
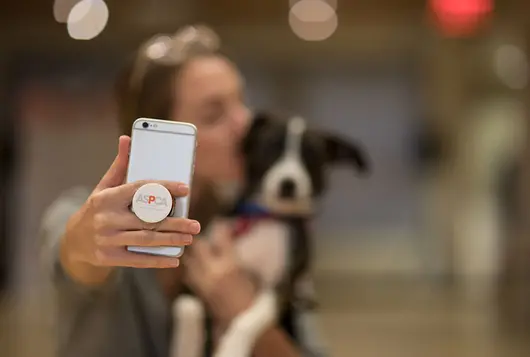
[96,230,194,247]
[104,180,190,207]
[193,239,212,256]
[96,247,180,268]
[180,252,195,270]
[181,239,208,265]
[95,136,131,192]
[158,217,201,235]
[180,250,204,278]
[105,212,201,235]
[194,239,216,265]
[210,221,234,255]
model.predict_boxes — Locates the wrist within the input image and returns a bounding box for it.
[209,271,256,326]
[59,227,112,287]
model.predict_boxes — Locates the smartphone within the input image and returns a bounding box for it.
[126,118,197,257]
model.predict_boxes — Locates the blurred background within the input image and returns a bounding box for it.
[2,0,530,356]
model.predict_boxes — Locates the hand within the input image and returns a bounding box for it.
[183,222,256,326]
[60,136,201,285]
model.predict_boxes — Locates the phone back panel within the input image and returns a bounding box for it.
[126,118,197,257]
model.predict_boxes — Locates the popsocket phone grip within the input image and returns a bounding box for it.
[131,183,174,223]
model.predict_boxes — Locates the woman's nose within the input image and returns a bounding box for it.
[231,105,251,138]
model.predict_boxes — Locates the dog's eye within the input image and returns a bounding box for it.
[249,131,285,171]
[303,135,325,160]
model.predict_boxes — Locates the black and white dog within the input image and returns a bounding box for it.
[171,111,370,357]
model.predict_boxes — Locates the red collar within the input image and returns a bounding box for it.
[231,215,272,239]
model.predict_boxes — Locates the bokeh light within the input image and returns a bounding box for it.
[66,0,109,40]
[53,0,82,23]
[428,0,493,37]
[290,0,337,10]
[289,0,338,42]
[493,44,528,90]
[145,36,172,60]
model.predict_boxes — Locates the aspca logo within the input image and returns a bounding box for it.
[132,183,173,223]
[135,194,169,207]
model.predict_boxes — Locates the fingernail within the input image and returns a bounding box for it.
[189,221,201,234]
[184,235,194,244]
[178,184,189,194]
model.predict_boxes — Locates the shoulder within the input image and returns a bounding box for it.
[40,186,91,235]
[42,186,92,221]
[40,186,91,267]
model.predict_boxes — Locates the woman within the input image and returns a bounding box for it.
[41,25,327,357]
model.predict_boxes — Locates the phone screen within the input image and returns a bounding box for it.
[127,126,196,218]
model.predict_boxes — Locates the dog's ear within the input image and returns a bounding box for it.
[249,111,273,133]
[323,134,370,174]
[243,111,273,152]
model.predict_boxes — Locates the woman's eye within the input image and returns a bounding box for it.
[202,112,223,125]
[200,101,225,125]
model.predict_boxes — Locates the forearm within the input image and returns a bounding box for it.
[211,323,302,357]
[252,326,303,357]
[42,187,113,288]
[207,276,302,357]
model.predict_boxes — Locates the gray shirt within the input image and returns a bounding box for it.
[41,187,328,357]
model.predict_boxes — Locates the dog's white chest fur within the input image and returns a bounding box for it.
[233,219,291,288]
[170,218,291,357]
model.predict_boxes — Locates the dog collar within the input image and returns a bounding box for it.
[231,201,272,238]
[233,201,270,216]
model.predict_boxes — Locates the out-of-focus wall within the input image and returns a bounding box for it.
[13,74,118,293]
[12,58,424,293]
[3,0,528,300]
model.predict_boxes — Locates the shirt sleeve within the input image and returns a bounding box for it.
[291,273,330,357]
[39,187,131,357]
[39,186,121,297]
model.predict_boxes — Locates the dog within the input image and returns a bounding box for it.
[171,111,370,357]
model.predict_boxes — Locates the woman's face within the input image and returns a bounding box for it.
[172,55,250,187]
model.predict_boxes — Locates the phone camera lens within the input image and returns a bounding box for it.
[142,122,149,128]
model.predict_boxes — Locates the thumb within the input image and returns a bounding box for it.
[95,135,131,192]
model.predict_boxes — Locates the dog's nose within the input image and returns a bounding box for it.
[279,178,296,199]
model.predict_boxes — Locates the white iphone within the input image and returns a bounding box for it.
[126,117,197,257]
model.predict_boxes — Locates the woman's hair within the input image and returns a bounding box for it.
[114,25,222,136]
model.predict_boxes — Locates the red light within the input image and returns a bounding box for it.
[429,0,494,37]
